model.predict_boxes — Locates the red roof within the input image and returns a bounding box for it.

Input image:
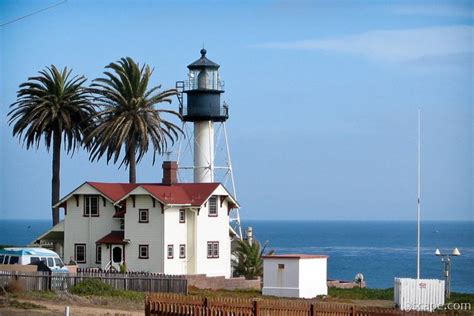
[86,182,221,206]
[96,231,125,244]
[262,254,329,259]
[88,182,139,201]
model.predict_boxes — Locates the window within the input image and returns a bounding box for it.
[179,244,186,258]
[96,244,101,263]
[139,209,149,223]
[9,256,19,264]
[278,264,285,269]
[30,257,40,264]
[0,255,3,264]
[4,256,10,264]
[179,209,186,223]
[54,258,64,267]
[47,258,54,267]
[75,244,86,263]
[139,245,149,259]
[207,241,219,258]
[208,196,218,216]
[167,245,174,259]
[84,195,99,216]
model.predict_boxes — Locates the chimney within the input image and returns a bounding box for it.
[162,161,178,185]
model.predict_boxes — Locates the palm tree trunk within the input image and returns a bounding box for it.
[128,142,137,183]
[51,129,61,226]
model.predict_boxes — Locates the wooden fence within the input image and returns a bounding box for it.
[145,293,456,316]
[0,271,187,294]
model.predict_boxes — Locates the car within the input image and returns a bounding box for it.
[0,247,69,272]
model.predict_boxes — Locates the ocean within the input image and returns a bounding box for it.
[1,219,473,293]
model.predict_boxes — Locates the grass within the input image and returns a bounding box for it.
[448,292,474,306]
[70,278,145,303]
[328,287,394,300]
[12,291,58,300]
[189,287,263,299]
[8,299,46,310]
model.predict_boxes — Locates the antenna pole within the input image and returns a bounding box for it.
[417,108,421,279]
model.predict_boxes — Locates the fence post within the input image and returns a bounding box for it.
[310,303,315,316]
[145,296,150,316]
[351,305,356,316]
[253,300,259,316]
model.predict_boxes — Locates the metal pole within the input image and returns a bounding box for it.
[417,109,421,279]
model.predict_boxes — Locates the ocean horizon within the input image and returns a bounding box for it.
[1,219,472,293]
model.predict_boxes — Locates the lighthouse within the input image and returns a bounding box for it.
[176,49,229,183]
[176,49,242,237]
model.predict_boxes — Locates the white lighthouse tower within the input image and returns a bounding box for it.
[176,49,241,237]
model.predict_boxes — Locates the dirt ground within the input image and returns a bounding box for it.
[0,290,394,315]
[0,294,144,316]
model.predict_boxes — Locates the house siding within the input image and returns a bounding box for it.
[62,183,234,277]
[195,186,231,277]
[124,195,163,273]
[163,207,188,274]
[63,184,120,268]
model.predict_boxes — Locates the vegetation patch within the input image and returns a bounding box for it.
[14,290,58,300]
[328,287,394,300]
[9,299,47,310]
[70,279,144,303]
[447,292,474,306]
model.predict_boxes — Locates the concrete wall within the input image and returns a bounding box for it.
[63,183,120,268]
[299,258,327,297]
[186,275,261,291]
[263,257,327,298]
[262,258,300,297]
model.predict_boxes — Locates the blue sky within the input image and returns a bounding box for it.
[0,0,472,221]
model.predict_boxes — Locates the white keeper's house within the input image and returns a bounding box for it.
[48,161,238,277]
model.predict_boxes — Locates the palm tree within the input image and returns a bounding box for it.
[8,66,94,225]
[232,238,274,279]
[86,57,182,183]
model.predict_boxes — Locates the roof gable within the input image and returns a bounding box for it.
[56,182,237,208]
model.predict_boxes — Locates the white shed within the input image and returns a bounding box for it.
[394,278,445,312]
[262,254,328,298]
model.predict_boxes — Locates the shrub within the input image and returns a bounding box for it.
[70,278,145,303]
[70,279,115,296]
[5,279,25,293]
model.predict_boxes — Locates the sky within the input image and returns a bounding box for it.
[0,0,472,222]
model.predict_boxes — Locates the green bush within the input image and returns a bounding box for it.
[70,278,145,303]
[70,279,115,296]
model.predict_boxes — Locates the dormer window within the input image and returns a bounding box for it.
[84,195,99,217]
[208,196,217,217]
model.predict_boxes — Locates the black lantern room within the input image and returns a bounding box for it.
[176,49,228,122]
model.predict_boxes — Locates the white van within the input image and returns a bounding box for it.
[0,247,69,272]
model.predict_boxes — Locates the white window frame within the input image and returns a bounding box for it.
[139,209,149,223]
[75,244,86,263]
[167,245,174,259]
[84,195,99,216]
[179,244,186,258]
[208,196,218,216]
[96,244,101,263]
[207,241,219,258]
[139,245,149,259]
